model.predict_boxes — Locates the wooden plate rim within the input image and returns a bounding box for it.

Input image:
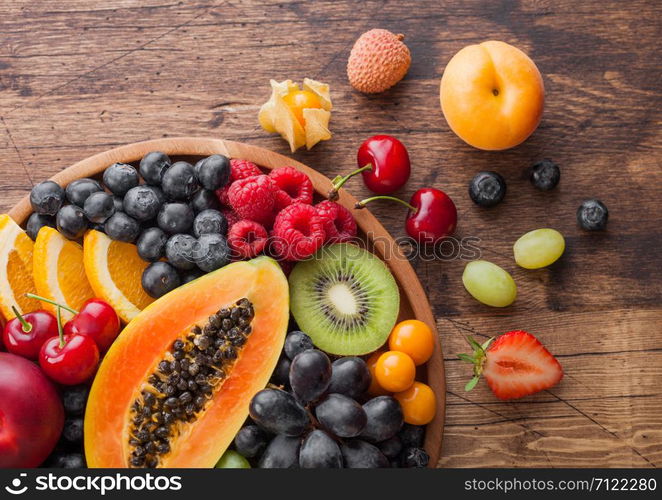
[7,137,446,467]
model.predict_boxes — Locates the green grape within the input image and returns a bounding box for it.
[462,260,517,307]
[215,449,251,468]
[513,228,565,269]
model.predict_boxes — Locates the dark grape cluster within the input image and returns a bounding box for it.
[230,330,429,468]
[27,152,233,299]
[42,385,89,468]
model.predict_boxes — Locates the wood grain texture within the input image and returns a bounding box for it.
[1,0,661,467]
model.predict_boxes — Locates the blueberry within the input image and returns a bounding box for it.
[62,385,89,416]
[162,161,199,201]
[165,234,198,270]
[63,417,84,444]
[52,453,86,469]
[530,159,560,191]
[83,191,115,223]
[56,205,88,240]
[65,178,103,207]
[400,447,429,468]
[103,162,139,196]
[105,212,141,242]
[112,196,124,213]
[190,189,222,213]
[157,202,194,235]
[193,209,227,238]
[25,213,55,241]
[136,227,168,262]
[469,171,506,207]
[577,199,608,231]
[142,261,181,298]
[123,186,162,221]
[179,267,204,285]
[284,331,314,360]
[195,154,231,190]
[139,151,171,186]
[30,181,65,215]
[195,233,230,272]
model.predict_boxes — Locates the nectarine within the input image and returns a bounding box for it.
[440,41,544,151]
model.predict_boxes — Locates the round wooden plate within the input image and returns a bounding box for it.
[8,137,446,467]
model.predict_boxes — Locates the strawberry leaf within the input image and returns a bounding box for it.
[466,336,484,354]
[457,353,475,364]
[465,376,480,392]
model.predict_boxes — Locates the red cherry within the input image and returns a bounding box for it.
[2,307,59,360]
[355,187,457,243]
[328,135,411,200]
[39,333,99,386]
[406,188,457,243]
[63,298,120,352]
[357,135,411,194]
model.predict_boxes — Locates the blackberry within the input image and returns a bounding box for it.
[400,447,429,468]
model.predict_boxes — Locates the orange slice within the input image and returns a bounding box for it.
[0,214,41,319]
[83,230,154,323]
[33,226,95,322]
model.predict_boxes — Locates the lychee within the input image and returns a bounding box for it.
[347,29,411,94]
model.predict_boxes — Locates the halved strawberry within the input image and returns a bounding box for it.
[458,330,563,400]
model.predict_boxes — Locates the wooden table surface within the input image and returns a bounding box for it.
[1,0,660,468]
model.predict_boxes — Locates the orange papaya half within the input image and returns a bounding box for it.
[84,256,289,468]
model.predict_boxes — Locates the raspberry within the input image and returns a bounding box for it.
[277,260,295,277]
[228,175,278,226]
[315,200,357,243]
[272,203,326,261]
[228,220,268,259]
[221,208,241,229]
[215,159,262,206]
[269,166,314,211]
[231,158,262,180]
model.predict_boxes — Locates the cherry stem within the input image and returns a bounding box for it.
[25,293,79,315]
[354,195,418,213]
[327,163,373,201]
[11,305,32,333]
[56,305,65,349]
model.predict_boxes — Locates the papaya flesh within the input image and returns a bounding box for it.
[84,257,289,468]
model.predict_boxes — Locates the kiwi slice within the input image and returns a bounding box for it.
[289,243,400,355]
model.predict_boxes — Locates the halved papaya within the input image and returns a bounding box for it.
[84,256,289,468]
